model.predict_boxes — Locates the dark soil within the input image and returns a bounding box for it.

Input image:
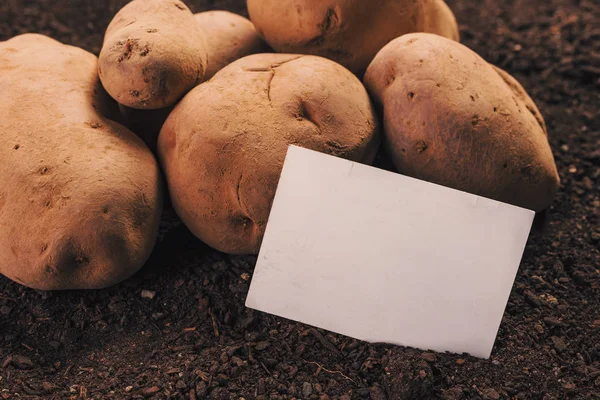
[1,0,599,399]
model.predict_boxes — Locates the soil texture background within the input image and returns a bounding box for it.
[0,0,599,399]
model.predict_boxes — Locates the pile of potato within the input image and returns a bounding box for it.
[0,0,559,290]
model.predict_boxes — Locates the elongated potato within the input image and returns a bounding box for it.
[195,11,267,79]
[247,0,459,74]
[0,34,162,290]
[158,54,380,254]
[99,0,208,110]
[364,33,559,211]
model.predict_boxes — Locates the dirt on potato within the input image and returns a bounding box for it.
[0,0,599,399]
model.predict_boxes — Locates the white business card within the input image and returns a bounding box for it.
[246,146,534,358]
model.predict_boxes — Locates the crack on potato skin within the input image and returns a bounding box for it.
[243,56,305,104]
[243,56,304,73]
[244,67,272,72]
[269,56,304,69]
[266,70,275,103]
[306,7,339,47]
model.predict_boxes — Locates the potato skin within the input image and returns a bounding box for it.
[99,0,208,110]
[195,11,267,80]
[0,34,163,290]
[158,54,380,254]
[247,0,459,75]
[364,33,559,212]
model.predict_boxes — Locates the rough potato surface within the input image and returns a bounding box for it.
[159,54,380,254]
[99,0,208,109]
[364,33,560,212]
[247,0,459,75]
[0,34,162,290]
[195,11,266,80]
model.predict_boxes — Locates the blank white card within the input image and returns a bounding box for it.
[246,146,534,358]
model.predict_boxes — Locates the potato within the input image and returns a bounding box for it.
[99,0,208,110]
[158,54,380,254]
[0,34,163,290]
[364,33,559,212]
[195,11,267,80]
[247,0,459,74]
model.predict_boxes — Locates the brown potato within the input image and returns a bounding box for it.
[195,11,267,79]
[0,34,163,290]
[247,0,459,75]
[158,54,380,254]
[99,0,208,110]
[364,33,559,212]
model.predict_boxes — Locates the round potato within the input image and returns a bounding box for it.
[158,54,380,254]
[195,11,267,79]
[364,33,559,212]
[247,0,459,74]
[99,0,208,110]
[0,34,163,290]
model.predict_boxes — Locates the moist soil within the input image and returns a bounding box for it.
[0,0,599,399]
